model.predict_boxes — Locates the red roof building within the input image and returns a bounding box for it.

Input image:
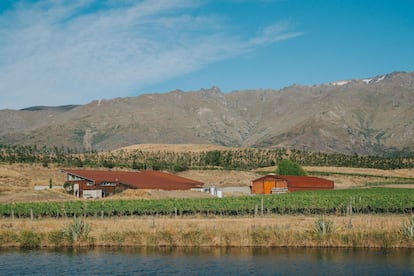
[276,175,334,192]
[62,169,203,198]
[250,174,334,194]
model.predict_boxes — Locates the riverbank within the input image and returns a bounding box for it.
[1,215,413,249]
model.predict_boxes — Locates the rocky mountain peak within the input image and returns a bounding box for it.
[1,71,413,155]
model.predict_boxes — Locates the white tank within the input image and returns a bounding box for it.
[216,190,223,198]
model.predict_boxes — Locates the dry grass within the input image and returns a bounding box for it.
[117,144,236,153]
[0,163,66,190]
[0,190,75,204]
[0,163,69,203]
[304,166,414,178]
[255,165,414,178]
[1,215,413,248]
[303,166,414,189]
[322,175,384,189]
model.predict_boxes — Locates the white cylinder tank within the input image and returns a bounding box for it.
[216,190,223,198]
[210,187,216,196]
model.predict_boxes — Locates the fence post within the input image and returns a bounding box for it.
[261,198,264,216]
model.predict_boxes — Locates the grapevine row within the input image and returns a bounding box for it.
[1,188,413,218]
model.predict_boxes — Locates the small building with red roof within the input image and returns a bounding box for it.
[250,174,334,194]
[62,169,204,198]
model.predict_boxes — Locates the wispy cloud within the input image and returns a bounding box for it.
[0,0,302,109]
[249,22,303,45]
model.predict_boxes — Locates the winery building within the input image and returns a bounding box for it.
[62,169,204,198]
[250,174,334,194]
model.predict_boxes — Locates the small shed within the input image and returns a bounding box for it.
[250,174,288,194]
[250,174,334,194]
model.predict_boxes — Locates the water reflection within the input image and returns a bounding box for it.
[0,247,413,275]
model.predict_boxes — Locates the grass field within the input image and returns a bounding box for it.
[1,215,413,248]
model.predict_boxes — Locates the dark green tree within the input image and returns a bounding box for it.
[276,159,307,176]
[205,150,221,166]
[132,159,145,170]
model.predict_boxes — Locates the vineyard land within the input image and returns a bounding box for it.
[1,163,414,248]
[1,163,414,203]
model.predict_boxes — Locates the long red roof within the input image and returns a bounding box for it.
[252,174,334,190]
[62,169,203,190]
[277,175,334,189]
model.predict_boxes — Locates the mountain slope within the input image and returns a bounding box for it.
[0,72,413,155]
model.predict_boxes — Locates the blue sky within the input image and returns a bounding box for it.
[0,0,413,109]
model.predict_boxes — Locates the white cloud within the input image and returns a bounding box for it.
[0,0,302,109]
[249,22,303,45]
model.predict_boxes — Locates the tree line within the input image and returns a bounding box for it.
[0,144,413,171]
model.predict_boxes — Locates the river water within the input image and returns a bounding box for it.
[1,247,413,275]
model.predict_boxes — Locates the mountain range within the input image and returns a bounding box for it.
[1,71,413,156]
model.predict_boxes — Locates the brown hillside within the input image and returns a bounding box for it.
[1,72,413,155]
[117,144,235,153]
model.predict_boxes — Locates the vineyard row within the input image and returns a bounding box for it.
[1,188,413,218]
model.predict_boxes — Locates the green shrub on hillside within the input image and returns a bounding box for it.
[276,159,307,176]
